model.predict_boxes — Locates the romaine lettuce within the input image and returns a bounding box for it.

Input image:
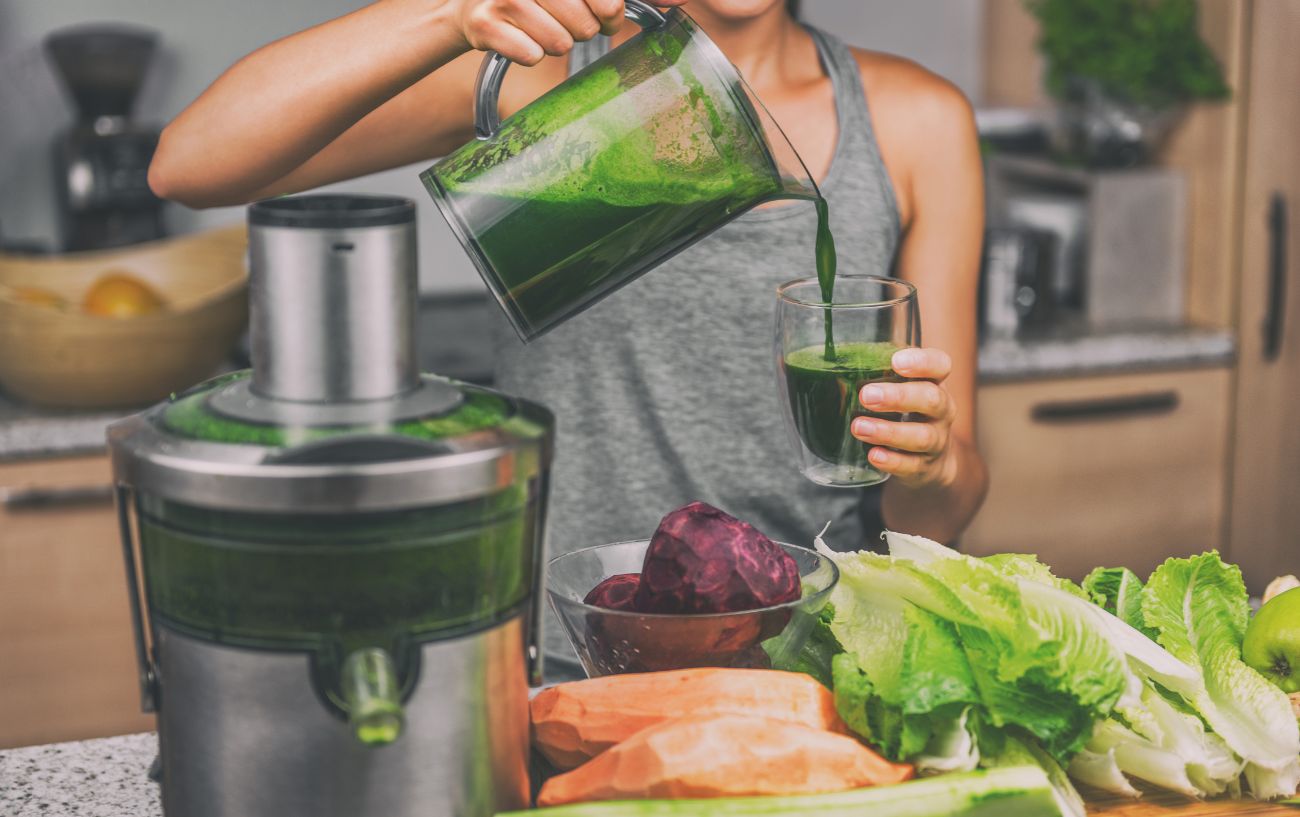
[1142,553,1300,799]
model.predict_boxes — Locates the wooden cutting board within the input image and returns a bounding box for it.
[1086,787,1299,815]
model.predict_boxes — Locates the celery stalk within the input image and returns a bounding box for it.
[500,766,1061,817]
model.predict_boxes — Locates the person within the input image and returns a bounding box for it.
[149,0,988,662]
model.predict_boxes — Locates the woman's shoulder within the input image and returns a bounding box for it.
[847,47,975,134]
[842,46,980,225]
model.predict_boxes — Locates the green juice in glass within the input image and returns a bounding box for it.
[782,341,901,469]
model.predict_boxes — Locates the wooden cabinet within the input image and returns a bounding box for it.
[0,454,153,748]
[964,368,1232,581]
[1227,0,1300,593]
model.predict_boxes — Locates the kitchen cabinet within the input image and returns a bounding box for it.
[1227,0,1300,593]
[0,454,152,748]
[964,367,1232,581]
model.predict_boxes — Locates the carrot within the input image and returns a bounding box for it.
[536,714,915,807]
[531,668,848,770]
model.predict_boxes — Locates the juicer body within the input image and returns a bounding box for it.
[153,620,530,817]
[107,194,554,817]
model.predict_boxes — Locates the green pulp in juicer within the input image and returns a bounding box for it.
[160,372,526,447]
[137,488,538,652]
[782,341,901,466]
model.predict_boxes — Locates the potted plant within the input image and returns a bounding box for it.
[1024,0,1230,167]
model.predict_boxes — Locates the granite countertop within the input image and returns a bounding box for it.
[0,733,159,817]
[977,322,1236,383]
[0,291,1235,461]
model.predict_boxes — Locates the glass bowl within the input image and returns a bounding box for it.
[546,539,839,677]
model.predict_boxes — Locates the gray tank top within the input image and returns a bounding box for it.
[493,27,902,662]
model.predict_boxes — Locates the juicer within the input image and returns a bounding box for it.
[108,194,553,817]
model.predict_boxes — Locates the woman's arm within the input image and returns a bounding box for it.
[849,56,989,544]
[148,0,654,208]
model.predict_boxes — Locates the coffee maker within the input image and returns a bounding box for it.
[108,195,553,817]
[45,24,166,251]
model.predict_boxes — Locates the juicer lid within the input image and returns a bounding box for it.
[109,193,554,512]
[108,371,553,513]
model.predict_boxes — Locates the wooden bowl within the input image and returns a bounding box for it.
[0,226,249,409]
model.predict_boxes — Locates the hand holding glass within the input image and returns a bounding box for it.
[775,275,919,487]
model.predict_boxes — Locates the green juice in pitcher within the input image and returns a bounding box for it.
[782,341,901,467]
[423,7,827,341]
[442,175,776,338]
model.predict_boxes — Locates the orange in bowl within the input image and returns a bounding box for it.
[82,270,167,318]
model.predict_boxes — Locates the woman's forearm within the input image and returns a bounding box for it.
[149,0,467,208]
[880,437,988,545]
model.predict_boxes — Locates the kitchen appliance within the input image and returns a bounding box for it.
[988,155,1188,328]
[1002,191,1088,312]
[107,195,554,817]
[45,24,166,251]
[980,227,1057,338]
[422,0,816,341]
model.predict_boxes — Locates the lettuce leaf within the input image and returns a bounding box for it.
[1143,552,1300,799]
[987,553,1092,602]
[1012,556,1246,798]
[1083,566,1156,639]
[824,556,981,764]
[821,534,1126,762]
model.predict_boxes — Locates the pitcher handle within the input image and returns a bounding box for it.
[473,0,669,140]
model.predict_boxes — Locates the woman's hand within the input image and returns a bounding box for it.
[850,347,960,489]
[452,0,688,66]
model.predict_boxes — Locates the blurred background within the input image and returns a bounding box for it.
[1,0,1296,748]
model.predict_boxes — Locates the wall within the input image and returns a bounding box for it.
[0,0,481,292]
[0,0,982,294]
[801,0,983,102]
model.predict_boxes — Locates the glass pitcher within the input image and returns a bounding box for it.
[422,0,817,341]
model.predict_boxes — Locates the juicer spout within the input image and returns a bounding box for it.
[341,647,405,746]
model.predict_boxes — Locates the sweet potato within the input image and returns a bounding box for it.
[531,668,847,770]
[536,714,915,806]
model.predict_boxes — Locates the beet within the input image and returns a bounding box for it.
[633,501,801,615]
[583,573,641,611]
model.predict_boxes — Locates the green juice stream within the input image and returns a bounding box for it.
[813,196,837,360]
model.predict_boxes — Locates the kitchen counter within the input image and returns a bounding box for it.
[977,323,1235,383]
[4,732,1297,816]
[0,733,159,817]
[0,292,1234,460]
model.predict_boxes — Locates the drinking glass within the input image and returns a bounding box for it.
[775,274,919,487]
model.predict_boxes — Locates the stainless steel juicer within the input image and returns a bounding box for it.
[108,194,552,817]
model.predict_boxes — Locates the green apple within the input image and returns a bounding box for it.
[1244,586,1300,693]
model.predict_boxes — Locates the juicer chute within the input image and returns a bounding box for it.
[108,194,552,817]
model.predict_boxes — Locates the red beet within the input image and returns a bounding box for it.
[583,573,642,611]
[633,501,801,614]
